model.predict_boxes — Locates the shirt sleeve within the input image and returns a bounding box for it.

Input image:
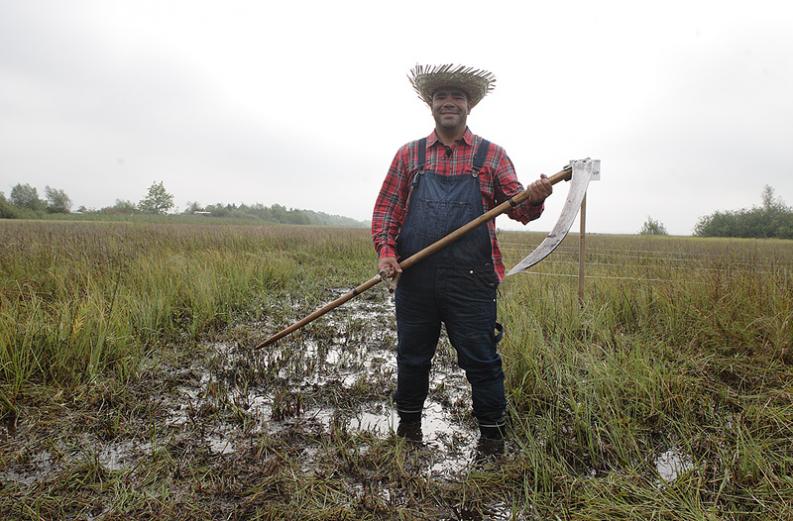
[493,150,544,224]
[371,145,410,259]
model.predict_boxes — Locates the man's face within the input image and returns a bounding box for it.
[431,88,469,132]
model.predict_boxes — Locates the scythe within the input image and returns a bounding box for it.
[255,158,601,349]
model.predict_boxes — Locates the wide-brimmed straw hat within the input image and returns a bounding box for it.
[408,64,496,109]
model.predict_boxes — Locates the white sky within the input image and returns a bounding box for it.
[1,0,792,234]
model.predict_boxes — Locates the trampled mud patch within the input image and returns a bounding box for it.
[162,288,487,478]
[0,288,510,519]
[0,450,56,487]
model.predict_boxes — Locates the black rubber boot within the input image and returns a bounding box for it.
[396,420,423,443]
[478,419,506,440]
[476,419,506,459]
[396,410,422,443]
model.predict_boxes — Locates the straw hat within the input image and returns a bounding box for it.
[408,64,496,109]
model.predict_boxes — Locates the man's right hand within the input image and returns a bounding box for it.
[378,256,402,280]
[527,174,553,205]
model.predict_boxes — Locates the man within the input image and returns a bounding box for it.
[371,64,552,451]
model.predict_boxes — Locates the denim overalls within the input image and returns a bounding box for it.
[395,137,505,431]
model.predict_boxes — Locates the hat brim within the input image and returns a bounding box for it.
[409,64,496,109]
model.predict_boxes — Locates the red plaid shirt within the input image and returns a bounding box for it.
[372,128,544,280]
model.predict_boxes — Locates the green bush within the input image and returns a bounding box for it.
[695,185,793,239]
[0,193,19,218]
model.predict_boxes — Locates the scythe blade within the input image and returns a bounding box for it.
[506,158,600,276]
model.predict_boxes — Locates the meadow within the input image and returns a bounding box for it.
[0,219,791,520]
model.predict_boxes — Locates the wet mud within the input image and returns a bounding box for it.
[1,288,519,518]
[173,288,486,478]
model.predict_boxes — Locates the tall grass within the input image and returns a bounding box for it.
[1,220,791,518]
[499,233,793,518]
[0,221,370,403]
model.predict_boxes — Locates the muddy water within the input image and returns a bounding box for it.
[0,289,489,488]
[1,285,698,516]
[186,289,485,477]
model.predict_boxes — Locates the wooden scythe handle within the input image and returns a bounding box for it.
[256,164,572,348]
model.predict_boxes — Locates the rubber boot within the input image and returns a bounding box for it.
[476,421,506,458]
[396,411,422,443]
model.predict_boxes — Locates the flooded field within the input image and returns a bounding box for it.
[1,288,523,519]
[2,221,792,519]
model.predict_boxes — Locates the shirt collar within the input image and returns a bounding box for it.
[427,127,474,147]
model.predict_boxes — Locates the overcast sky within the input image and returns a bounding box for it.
[1,0,792,235]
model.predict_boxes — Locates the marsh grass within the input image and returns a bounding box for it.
[1,220,792,519]
[0,222,369,401]
[498,234,793,518]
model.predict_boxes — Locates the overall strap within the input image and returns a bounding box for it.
[472,138,490,174]
[416,138,427,170]
[409,138,428,191]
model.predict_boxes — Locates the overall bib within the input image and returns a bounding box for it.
[395,138,505,430]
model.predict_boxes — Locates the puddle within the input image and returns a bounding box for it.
[155,288,487,479]
[0,437,161,487]
[438,501,516,521]
[0,450,56,487]
[343,401,479,476]
[1,289,494,489]
[655,447,693,482]
[97,440,153,471]
[206,427,236,455]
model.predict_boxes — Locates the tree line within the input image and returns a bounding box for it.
[1,184,73,217]
[7,180,787,237]
[0,181,367,227]
[638,185,791,239]
[694,185,793,239]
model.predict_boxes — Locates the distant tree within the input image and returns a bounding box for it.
[270,203,289,223]
[761,185,783,211]
[169,199,367,227]
[44,186,72,213]
[695,185,793,239]
[99,199,138,214]
[202,203,227,217]
[0,191,19,218]
[138,181,174,214]
[10,183,45,210]
[184,201,207,215]
[639,216,668,235]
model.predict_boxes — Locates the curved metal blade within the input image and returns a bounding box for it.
[507,159,598,276]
